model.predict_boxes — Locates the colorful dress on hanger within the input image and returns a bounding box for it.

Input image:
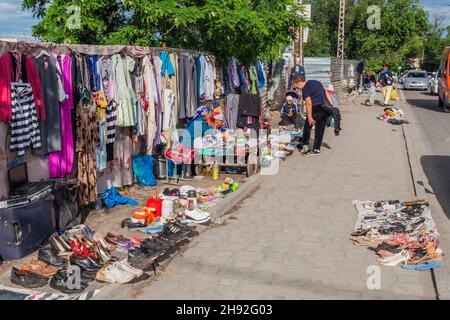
[76,101,99,205]
[112,54,136,127]
[143,56,158,154]
[49,55,74,178]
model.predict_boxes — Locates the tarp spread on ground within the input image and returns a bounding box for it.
[351,200,444,271]
[0,285,100,300]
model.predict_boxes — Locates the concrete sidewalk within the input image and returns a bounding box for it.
[104,94,436,300]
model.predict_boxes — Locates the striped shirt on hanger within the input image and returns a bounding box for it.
[106,100,117,144]
[10,82,42,156]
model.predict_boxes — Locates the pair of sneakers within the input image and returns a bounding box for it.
[96,260,144,284]
[300,147,320,156]
[184,208,210,224]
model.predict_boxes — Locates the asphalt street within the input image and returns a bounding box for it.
[400,89,450,221]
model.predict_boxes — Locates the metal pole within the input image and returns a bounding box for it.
[298,0,303,66]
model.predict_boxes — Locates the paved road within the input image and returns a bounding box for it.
[398,88,450,297]
[109,95,436,300]
[400,89,450,220]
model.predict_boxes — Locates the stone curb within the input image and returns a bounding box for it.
[209,173,263,224]
[400,94,450,300]
[92,173,264,300]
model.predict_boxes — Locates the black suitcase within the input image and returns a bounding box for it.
[0,196,55,260]
[53,179,81,231]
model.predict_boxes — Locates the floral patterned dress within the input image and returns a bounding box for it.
[76,101,99,205]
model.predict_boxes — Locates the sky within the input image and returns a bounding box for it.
[0,0,449,40]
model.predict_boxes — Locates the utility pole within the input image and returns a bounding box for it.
[337,0,346,59]
[298,0,304,66]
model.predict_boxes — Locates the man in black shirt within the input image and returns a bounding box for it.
[293,75,333,155]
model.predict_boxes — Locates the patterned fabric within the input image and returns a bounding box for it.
[10,83,41,156]
[106,101,117,144]
[76,101,99,205]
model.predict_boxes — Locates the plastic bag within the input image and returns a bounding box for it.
[132,155,157,186]
[390,89,398,101]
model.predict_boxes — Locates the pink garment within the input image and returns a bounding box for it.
[25,55,46,120]
[49,55,74,178]
[0,52,13,122]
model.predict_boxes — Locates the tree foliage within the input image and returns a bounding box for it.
[304,0,430,71]
[22,0,308,65]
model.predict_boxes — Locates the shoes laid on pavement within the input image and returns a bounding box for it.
[141,238,166,253]
[69,254,101,273]
[11,267,49,288]
[38,246,66,267]
[96,262,138,284]
[116,240,135,252]
[117,259,144,278]
[300,147,310,155]
[127,248,158,270]
[377,250,410,266]
[22,258,58,278]
[308,149,320,156]
[50,269,89,294]
[184,208,210,224]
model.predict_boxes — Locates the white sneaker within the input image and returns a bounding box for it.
[103,264,137,284]
[185,208,210,223]
[116,260,144,278]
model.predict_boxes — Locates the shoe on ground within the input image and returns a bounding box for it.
[141,238,166,252]
[50,270,88,294]
[117,259,145,278]
[11,267,49,289]
[53,268,93,286]
[38,246,67,267]
[96,264,136,284]
[22,258,58,278]
[184,208,210,222]
[308,149,320,156]
[127,248,156,270]
[300,147,310,155]
[69,254,101,272]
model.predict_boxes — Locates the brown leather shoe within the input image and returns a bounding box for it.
[106,233,128,245]
[23,258,58,277]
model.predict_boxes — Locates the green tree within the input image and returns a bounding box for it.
[422,16,450,70]
[304,0,430,72]
[22,0,308,65]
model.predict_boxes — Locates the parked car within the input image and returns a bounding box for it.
[403,71,428,90]
[429,72,439,95]
[399,71,409,84]
[438,46,450,111]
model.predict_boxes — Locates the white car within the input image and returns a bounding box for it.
[429,72,439,96]
[403,71,428,90]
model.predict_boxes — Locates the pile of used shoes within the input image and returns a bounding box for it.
[10,221,198,294]
[351,200,444,270]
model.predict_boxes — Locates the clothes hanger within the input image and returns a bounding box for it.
[35,49,49,59]
[80,88,92,109]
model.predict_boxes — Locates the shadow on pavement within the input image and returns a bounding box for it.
[403,91,442,113]
[421,155,450,220]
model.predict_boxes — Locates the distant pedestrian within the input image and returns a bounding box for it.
[357,59,365,91]
[379,66,395,106]
[364,73,377,106]
[293,75,333,156]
